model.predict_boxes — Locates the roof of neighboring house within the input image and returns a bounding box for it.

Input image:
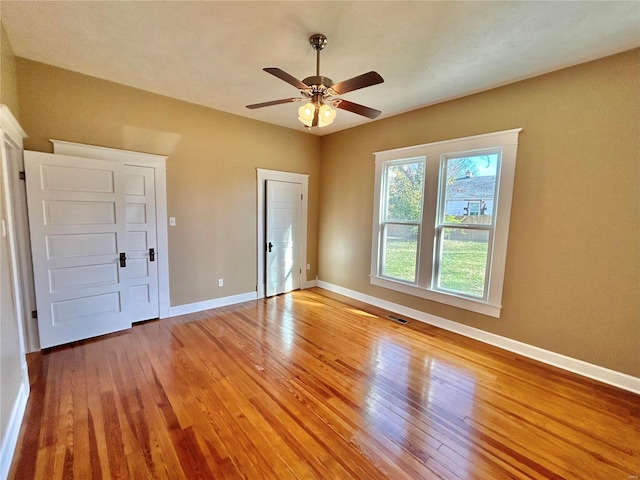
[446,175,496,200]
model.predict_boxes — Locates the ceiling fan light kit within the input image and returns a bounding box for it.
[298,102,336,128]
[246,33,384,129]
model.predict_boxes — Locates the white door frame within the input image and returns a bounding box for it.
[5,139,39,353]
[0,104,30,389]
[256,169,308,299]
[51,140,171,319]
[1,107,39,353]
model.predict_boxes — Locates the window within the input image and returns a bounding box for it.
[371,129,522,317]
[436,153,499,298]
[380,158,425,282]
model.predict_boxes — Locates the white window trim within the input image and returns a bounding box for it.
[371,129,522,318]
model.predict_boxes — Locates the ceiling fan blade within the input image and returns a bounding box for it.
[263,68,309,90]
[331,71,384,95]
[246,98,302,109]
[311,105,319,127]
[333,99,381,119]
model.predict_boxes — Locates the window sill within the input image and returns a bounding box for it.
[370,275,502,318]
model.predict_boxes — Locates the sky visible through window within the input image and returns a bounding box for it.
[468,154,498,176]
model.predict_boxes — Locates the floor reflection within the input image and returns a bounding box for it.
[365,336,476,475]
[347,308,378,318]
[268,294,296,356]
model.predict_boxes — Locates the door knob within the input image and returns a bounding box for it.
[149,248,155,262]
[268,242,273,253]
[119,253,127,267]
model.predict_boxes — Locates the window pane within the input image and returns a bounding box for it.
[382,224,419,282]
[444,154,499,225]
[385,161,424,222]
[438,228,489,297]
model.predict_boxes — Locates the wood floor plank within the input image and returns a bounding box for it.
[8,288,640,479]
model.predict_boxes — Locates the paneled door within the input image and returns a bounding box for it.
[25,151,131,348]
[265,180,302,297]
[124,165,159,322]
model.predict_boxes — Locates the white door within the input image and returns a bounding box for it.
[265,180,302,297]
[25,151,130,348]
[124,165,159,322]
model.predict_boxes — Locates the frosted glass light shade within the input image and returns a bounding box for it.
[297,103,336,127]
[318,104,336,127]
[298,103,315,127]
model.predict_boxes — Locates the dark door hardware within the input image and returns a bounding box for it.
[149,248,155,262]
[268,242,273,253]
[119,253,127,267]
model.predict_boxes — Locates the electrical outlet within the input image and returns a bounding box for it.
[169,217,176,226]
[307,264,311,270]
[218,278,224,287]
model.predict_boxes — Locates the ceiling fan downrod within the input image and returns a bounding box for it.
[303,34,333,101]
[309,33,327,76]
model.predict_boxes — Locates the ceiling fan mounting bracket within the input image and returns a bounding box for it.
[309,34,328,51]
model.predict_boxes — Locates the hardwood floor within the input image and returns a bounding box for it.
[9,288,640,479]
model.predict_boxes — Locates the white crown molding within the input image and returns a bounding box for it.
[316,280,640,395]
[50,139,167,165]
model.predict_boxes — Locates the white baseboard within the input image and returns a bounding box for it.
[1,382,29,480]
[256,280,317,300]
[303,279,318,289]
[317,280,640,395]
[169,291,258,317]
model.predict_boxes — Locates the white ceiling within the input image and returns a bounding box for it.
[2,1,639,136]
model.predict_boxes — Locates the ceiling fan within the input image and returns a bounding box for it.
[246,33,384,128]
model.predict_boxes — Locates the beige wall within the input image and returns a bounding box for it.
[1,21,19,118]
[9,48,640,378]
[16,59,321,307]
[319,49,640,377]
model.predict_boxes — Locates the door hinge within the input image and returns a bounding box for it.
[31,310,37,319]
[301,193,303,200]
[19,171,25,180]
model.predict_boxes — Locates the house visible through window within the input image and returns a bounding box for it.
[371,129,522,317]
[436,153,499,298]
[467,201,481,216]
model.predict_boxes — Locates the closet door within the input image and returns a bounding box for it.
[265,180,302,297]
[25,151,131,348]
[124,165,159,321]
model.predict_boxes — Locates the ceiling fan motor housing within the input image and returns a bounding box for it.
[302,76,334,95]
